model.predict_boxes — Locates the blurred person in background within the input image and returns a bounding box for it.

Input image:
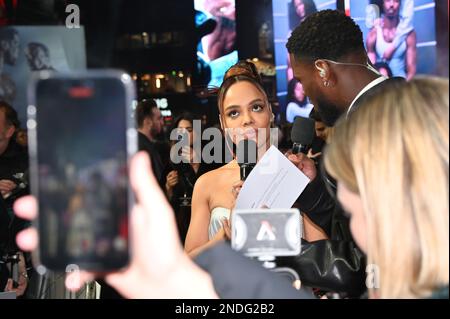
[165,112,218,245]
[367,0,416,80]
[0,101,29,297]
[285,78,314,123]
[0,27,19,104]
[289,0,318,30]
[307,109,333,163]
[135,99,165,188]
[286,0,318,82]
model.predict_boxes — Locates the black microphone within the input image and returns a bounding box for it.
[291,117,315,155]
[236,139,257,181]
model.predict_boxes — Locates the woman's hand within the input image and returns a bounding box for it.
[221,217,232,240]
[165,170,179,197]
[227,180,243,240]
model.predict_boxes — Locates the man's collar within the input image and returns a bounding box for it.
[138,129,153,142]
[0,140,10,157]
[346,76,388,118]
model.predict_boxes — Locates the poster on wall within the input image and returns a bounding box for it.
[272,0,337,123]
[346,0,437,80]
[0,26,86,124]
[194,0,238,88]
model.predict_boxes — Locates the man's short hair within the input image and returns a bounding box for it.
[0,101,20,129]
[309,108,323,122]
[286,10,365,61]
[370,0,401,15]
[135,99,158,128]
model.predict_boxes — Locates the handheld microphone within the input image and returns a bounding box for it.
[236,139,257,181]
[291,117,315,155]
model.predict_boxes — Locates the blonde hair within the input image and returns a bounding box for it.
[324,77,449,298]
[324,126,334,143]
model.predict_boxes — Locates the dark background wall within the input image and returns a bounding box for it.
[236,0,274,60]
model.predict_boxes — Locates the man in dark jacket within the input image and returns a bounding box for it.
[135,99,165,188]
[275,10,405,297]
[0,101,29,297]
[285,9,394,235]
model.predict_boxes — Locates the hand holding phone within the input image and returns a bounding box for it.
[27,70,137,272]
[14,153,219,299]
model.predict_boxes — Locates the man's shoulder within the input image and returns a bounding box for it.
[138,132,156,150]
[0,140,28,179]
[0,140,28,160]
[355,77,406,108]
[367,27,377,41]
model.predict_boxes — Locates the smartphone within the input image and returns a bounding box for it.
[27,70,137,272]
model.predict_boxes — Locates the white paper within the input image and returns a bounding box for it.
[235,146,310,209]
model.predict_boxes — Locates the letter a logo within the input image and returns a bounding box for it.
[256,221,276,241]
[66,4,80,29]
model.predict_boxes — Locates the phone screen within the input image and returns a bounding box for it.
[31,74,133,271]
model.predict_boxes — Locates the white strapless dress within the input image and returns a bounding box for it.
[208,207,231,240]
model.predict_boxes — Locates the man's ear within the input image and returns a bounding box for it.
[315,60,333,87]
[5,125,15,139]
[315,60,329,79]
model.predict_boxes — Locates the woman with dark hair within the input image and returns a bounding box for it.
[165,112,216,245]
[286,0,317,81]
[289,0,317,31]
[285,78,313,123]
[184,61,276,257]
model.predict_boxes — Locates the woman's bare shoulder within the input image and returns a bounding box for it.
[196,163,236,186]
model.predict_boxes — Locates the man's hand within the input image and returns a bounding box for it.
[285,151,317,182]
[307,149,322,160]
[3,252,28,297]
[0,179,17,197]
[204,0,235,21]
